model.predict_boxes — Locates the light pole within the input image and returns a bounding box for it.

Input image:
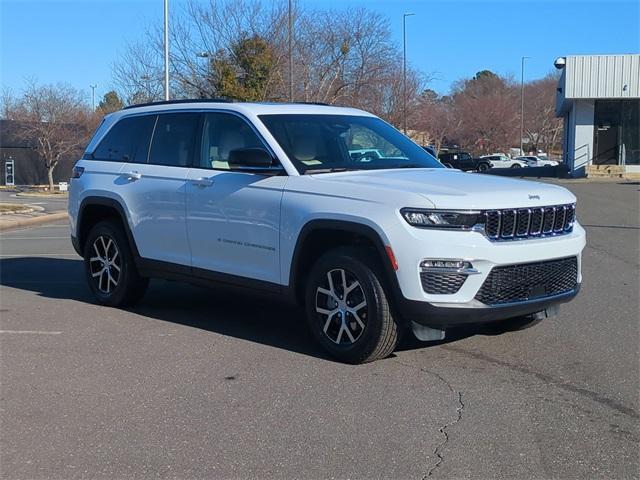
[520,56,530,155]
[196,52,213,98]
[402,12,414,135]
[89,84,97,111]
[163,0,170,101]
[288,0,293,102]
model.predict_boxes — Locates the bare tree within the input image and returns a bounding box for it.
[523,73,563,156]
[110,0,425,126]
[2,82,95,190]
[451,72,520,154]
[414,93,460,154]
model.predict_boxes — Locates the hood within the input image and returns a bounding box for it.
[309,168,576,210]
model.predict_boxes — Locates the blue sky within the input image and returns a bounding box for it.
[1,0,638,104]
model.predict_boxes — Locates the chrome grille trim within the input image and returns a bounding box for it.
[480,203,575,241]
[516,208,532,237]
[501,210,517,238]
[554,205,567,232]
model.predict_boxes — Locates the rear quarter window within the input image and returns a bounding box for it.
[92,115,156,163]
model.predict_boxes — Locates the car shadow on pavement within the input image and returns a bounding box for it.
[1,257,485,361]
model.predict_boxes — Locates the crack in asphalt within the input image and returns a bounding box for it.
[442,345,639,420]
[394,360,465,478]
[426,389,464,478]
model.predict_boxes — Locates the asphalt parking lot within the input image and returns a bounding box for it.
[1,180,638,479]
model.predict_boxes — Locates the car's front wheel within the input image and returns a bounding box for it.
[478,162,490,172]
[83,220,149,307]
[305,247,399,364]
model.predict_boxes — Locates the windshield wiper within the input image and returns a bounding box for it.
[392,164,424,169]
[304,167,353,174]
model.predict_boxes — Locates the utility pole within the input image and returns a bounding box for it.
[288,0,293,102]
[402,12,414,135]
[164,0,170,101]
[520,56,530,155]
[89,84,97,111]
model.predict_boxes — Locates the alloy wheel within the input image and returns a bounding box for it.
[315,268,367,345]
[89,235,121,294]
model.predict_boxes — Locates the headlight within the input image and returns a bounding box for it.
[400,208,482,229]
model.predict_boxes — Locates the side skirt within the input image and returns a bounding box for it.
[136,258,296,303]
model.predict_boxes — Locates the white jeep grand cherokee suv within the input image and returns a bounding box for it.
[69,100,586,364]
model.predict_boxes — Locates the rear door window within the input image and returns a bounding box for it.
[148,113,201,167]
[92,115,156,163]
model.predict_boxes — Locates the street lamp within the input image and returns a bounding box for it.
[520,56,530,155]
[402,12,415,135]
[196,52,213,98]
[89,84,97,111]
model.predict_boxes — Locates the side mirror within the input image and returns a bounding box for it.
[228,148,282,175]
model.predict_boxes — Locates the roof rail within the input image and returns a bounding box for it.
[291,101,331,106]
[123,98,235,110]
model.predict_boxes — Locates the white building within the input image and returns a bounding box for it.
[555,54,640,177]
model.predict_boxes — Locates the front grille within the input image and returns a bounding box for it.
[475,257,578,305]
[484,204,575,240]
[421,272,467,294]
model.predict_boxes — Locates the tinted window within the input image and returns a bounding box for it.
[199,113,265,170]
[148,113,200,167]
[259,114,443,173]
[92,115,156,162]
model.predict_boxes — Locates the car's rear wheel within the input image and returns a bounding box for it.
[478,162,490,172]
[510,163,522,168]
[83,220,148,307]
[305,247,399,364]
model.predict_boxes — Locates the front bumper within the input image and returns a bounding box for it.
[388,221,586,327]
[398,285,580,328]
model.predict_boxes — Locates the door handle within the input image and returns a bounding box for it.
[123,171,142,181]
[191,177,214,187]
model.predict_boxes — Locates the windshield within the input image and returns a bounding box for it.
[259,114,443,173]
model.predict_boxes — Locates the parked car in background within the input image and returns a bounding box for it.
[480,154,528,169]
[515,156,559,167]
[438,151,492,171]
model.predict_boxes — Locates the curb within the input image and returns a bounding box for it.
[0,211,68,232]
[0,208,35,215]
[15,192,69,199]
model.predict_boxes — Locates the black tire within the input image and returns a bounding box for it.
[478,162,490,172]
[83,220,148,307]
[510,163,522,168]
[304,247,399,364]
